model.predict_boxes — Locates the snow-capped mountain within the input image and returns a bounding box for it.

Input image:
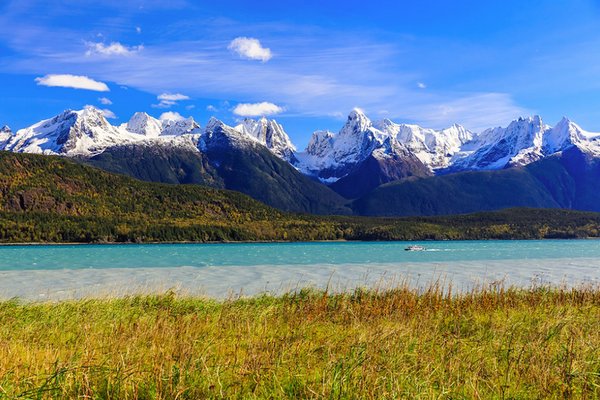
[0,107,297,165]
[296,109,471,182]
[233,117,297,162]
[200,117,259,151]
[161,116,202,136]
[1,107,204,157]
[297,109,390,181]
[451,116,600,171]
[4,106,600,204]
[0,126,12,148]
[123,112,164,137]
[121,112,201,137]
[2,107,141,156]
[543,117,600,156]
[373,119,473,170]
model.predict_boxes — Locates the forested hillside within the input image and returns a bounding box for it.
[1,152,599,243]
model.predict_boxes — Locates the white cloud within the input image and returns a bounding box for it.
[228,37,272,62]
[206,104,217,112]
[417,82,427,89]
[158,93,189,101]
[153,92,190,108]
[98,97,112,105]
[85,41,143,56]
[159,111,185,121]
[15,23,530,137]
[185,104,195,110]
[101,108,117,119]
[136,26,142,34]
[233,102,284,117]
[35,74,109,91]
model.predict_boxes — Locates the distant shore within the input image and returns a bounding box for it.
[1,236,600,246]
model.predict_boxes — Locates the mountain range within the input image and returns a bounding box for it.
[2,106,600,216]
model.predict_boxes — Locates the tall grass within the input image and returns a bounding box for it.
[0,285,599,399]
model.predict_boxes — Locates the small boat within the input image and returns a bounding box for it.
[405,245,426,251]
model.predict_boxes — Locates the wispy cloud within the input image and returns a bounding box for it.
[228,37,272,62]
[85,41,143,56]
[404,93,530,132]
[153,93,190,108]
[4,14,533,133]
[417,82,426,89]
[35,74,109,91]
[233,102,284,117]
[100,108,117,119]
[98,97,112,105]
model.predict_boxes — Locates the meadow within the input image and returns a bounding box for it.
[0,285,599,399]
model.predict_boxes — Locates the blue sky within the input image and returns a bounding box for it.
[1,0,600,148]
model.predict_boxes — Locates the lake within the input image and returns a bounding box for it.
[1,240,599,300]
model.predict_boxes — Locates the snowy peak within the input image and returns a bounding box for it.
[372,120,474,169]
[0,125,12,147]
[544,117,584,152]
[3,107,128,156]
[201,118,257,152]
[122,113,201,137]
[205,117,225,133]
[451,115,600,171]
[5,107,600,185]
[1,107,202,157]
[508,115,547,151]
[306,130,335,158]
[344,108,371,134]
[124,112,163,137]
[333,110,380,160]
[452,115,550,170]
[299,110,474,181]
[161,117,201,136]
[233,117,297,161]
[546,117,600,157]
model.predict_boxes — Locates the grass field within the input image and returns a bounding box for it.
[0,286,599,399]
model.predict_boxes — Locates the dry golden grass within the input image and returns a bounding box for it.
[0,285,599,399]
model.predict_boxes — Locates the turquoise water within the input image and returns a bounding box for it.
[1,241,599,300]
[0,240,599,271]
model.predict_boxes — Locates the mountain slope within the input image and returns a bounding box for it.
[5,107,600,218]
[329,150,430,199]
[2,151,600,243]
[352,146,600,216]
[201,120,351,215]
[526,146,600,211]
[82,142,223,187]
[0,151,354,242]
[352,169,560,216]
[0,108,347,214]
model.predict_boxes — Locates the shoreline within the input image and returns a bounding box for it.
[0,236,599,247]
[2,256,599,302]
